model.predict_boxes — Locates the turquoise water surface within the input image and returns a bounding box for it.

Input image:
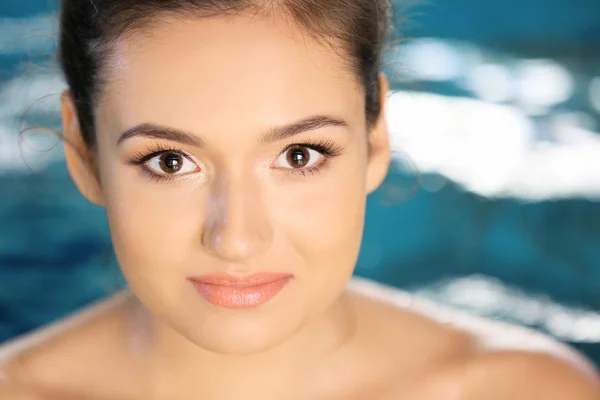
[1,0,600,366]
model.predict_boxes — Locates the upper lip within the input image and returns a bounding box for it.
[188,273,292,287]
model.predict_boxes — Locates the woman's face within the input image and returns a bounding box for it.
[63,14,389,354]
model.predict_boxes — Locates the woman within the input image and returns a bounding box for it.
[0,0,599,398]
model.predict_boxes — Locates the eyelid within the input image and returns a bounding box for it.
[126,145,204,182]
[127,139,342,182]
[146,152,201,176]
[127,144,197,166]
[273,146,322,170]
[277,140,343,158]
[270,140,343,178]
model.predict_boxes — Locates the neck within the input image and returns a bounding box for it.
[131,290,357,398]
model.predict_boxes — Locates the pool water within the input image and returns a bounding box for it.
[1,0,599,366]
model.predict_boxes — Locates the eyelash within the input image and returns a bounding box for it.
[126,140,344,182]
[126,143,195,183]
[277,139,343,177]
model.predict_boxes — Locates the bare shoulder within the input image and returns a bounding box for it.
[0,290,137,395]
[346,280,600,400]
[0,380,111,400]
[0,380,76,400]
[383,351,600,400]
[0,381,46,400]
[457,351,600,400]
[335,289,474,397]
[347,285,475,367]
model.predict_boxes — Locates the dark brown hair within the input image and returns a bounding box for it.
[58,0,394,149]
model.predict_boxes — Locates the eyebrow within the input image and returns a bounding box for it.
[116,115,348,147]
[258,115,348,144]
[117,123,204,147]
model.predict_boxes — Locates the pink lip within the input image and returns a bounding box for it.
[188,273,292,308]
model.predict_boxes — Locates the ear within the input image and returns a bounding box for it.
[365,73,391,194]
[61,90,105,206]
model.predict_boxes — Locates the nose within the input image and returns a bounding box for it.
[202,174,273,262]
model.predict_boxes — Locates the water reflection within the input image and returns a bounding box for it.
[0,8,599,365]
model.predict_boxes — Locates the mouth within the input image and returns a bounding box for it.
[187,273,293,309]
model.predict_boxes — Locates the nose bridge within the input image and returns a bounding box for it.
[202,171,272,261]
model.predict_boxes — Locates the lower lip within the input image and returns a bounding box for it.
[190,277,291,308]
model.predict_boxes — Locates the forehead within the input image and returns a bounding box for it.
[96,14,364,138]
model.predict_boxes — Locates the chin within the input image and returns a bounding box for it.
[181,312,304,355]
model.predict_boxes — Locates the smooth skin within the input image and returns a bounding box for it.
[2,13,600,400]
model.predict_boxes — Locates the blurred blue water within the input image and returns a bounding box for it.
[1,0,600,366]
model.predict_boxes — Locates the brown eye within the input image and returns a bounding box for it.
[159,153,184,173]
[286,147,310,168]
[275,146,321,170]
[147,151,200,176]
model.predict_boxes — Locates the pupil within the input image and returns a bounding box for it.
[161,153,183,173]
[288,148,309,167]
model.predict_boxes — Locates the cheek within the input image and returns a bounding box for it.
[270,155,368,316]
[275,155,368,276]
[97,154,204,279]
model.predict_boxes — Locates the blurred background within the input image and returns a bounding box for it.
[1,0,599,367]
